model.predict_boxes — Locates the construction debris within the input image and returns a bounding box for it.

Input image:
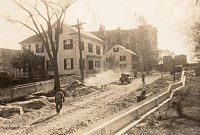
[9,99,49,112]
[0,105,23,118]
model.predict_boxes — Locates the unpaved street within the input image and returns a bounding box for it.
[0,75,160,135]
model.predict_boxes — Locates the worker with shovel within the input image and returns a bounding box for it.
[55,88,65,114]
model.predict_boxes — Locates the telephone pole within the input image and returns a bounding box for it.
[72,19,85,81]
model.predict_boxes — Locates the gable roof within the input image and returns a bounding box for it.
[19,23,104,44]
[19,34,41,44]
[114,45,137,55]
[65,24,104,43]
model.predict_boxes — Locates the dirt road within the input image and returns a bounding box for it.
[0,75,160,135]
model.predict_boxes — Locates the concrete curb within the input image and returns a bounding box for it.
[115,86,184,135]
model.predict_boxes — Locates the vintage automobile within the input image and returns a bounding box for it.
[119,73,133,84]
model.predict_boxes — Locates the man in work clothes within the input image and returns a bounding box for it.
[137,90,147,103]
[55,88,65,114]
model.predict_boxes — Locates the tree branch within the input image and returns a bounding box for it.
[6,18,39,35]
[13,0,43,35]
[26,1,48,23]
[40,25,54,61]
[42,0,56,56]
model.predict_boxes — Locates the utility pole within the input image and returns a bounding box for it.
[71,19,85,81]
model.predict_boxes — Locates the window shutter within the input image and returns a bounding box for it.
[64,59,66,69]
[42,44,44,52]
[71,58,73,69]
[46,61,48,71]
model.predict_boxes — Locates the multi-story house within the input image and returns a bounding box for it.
[92,25,158,72]
[0,48,21,78]
[20,24,104,78]
[103,45,139,75]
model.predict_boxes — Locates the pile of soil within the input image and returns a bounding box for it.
[63,80,98,97]
[32,80,98,98]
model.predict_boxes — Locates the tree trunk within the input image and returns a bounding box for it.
[28,63,33,80]
[53,57,60,90]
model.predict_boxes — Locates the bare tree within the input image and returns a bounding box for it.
[104,54,119,70]
[5,0,76,90]
[136,14,159,73]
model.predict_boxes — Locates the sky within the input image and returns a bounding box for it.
[0,0,197,61]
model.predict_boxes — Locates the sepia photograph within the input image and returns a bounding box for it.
[0,0,200,135]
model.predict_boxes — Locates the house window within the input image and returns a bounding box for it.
[88,60,93,70]
[120,64,126,69]
[79,59,85,69]
[96,46,101,55]
[88,43,93,53]
[95,61,100,68]
[64,58,74,70]
[46,60,53,71]
[22,45,31,51]
[22,45,26,51]
[120,56,126,61]
[113,48,119,52]
[63,39,73,49]
[81,41,84,51]
[36,44,44,53]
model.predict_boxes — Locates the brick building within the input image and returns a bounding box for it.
[163,54,187,71]
[174,54,187,66]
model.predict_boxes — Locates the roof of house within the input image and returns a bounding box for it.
[19,35,41,44]
[65,24,104,43]
[20,23,104,44]
[115,45,137,55]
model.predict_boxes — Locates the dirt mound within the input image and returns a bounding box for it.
[63,80,98,97]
